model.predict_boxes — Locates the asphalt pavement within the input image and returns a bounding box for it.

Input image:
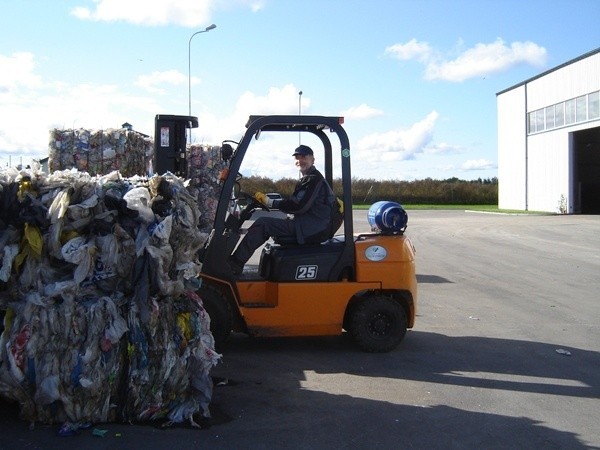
[1,210,599,449]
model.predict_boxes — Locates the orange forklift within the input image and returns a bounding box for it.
[198,115,416,352]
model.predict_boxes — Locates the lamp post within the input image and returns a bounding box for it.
[188,24,217,131]
[298,90,303,144]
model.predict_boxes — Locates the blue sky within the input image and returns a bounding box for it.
[1,0,599,180]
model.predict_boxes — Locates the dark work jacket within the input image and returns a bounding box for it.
[272,165,334,244]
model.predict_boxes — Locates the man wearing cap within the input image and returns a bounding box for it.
[228,144,336,276]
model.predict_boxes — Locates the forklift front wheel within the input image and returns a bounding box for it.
[348,296,407,353]
[199,285,233,352]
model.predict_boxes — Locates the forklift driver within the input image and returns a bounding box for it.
[228,144,335,276]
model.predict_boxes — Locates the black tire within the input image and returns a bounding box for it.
[348,296,407,353]
[198,285,233,353]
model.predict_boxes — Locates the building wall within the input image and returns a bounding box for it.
[527,53,600,110]
[526,129,569,213]
[497,49,600,213]
[527,122,597,213]
[498,85,527,210]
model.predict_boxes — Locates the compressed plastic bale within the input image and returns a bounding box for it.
[0,294,129,424]
[186,145,227,232]
[120,291,220,424]
[0,166,219,427]
[174,290,220,421]
[170,189,207,263]
[145,216,185,297]
[48,128,152,177]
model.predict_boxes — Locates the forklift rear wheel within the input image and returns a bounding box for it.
[348,297,407,353]
[199,285,233,352]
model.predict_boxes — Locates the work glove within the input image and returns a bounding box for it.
[254,191,272,207]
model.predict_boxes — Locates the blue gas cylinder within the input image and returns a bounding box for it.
[367,201,408,233]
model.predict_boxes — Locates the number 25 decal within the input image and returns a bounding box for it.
[296,265,318,280]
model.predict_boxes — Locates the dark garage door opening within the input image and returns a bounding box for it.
[572,126,600,214]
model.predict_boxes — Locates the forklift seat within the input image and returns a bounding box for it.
[272,235,322,246]
[260,237,345,281]
[273,226,340,246]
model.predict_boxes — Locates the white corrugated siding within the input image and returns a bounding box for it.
[526,130,569,212]
[526,122,597,212]
[498,86,527,210]
[527,53,600,110]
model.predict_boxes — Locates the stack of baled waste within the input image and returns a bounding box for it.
[0,166,221,428]
[187,144,226,232]
[47,128,225,233]
[48,128,153,178]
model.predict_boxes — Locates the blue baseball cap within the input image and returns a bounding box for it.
[292,145,314,156]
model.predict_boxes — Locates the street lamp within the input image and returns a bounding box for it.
[188,24,217,120]
[298,90,303,144]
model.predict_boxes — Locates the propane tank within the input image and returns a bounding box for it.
[367,201,408,233]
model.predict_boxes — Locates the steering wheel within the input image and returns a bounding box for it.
[225,190,272,233]
[239,191,270,213]
[237,191,271,221]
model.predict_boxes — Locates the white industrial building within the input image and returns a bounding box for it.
[497,47,600,214]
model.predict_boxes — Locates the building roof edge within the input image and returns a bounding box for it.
[496,47,600,96]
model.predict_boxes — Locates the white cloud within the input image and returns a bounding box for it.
[0,52,42,93]
[235,84,305,117]
[460,159,496,170]
[70,0,264,27]
[0,55,475,182]
[438,164,457,173]
[248,1,266,12]
[71,0,214,27]
[424,142,463,155]
[0,81,160,155]
[190,84,321,179]
[340,104,384,120]
[355,111,439,162]
[193,83,306,145]
[0,60,306,173]
[386,38,547,82]
[385,39,432,62]
[0,51,161,161]
[426,39,547,82]
[135,70,188,94]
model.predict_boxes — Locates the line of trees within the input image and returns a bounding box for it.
[238,176,498,205]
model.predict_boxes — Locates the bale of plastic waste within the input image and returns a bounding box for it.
[0,166,220,427]
[48,127,153,178]
[47,128,225,233]
[187,145,227,232]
